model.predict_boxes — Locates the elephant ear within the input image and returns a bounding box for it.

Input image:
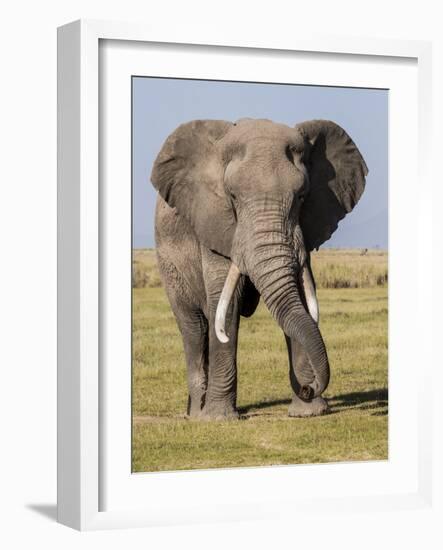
[295,120,368,251]
[151,120,236,257]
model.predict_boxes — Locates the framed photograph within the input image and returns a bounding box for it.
[57,19,433,530]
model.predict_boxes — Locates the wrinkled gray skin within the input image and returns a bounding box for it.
[151,118,368,420]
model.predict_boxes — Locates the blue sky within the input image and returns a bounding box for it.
[132,77,388,249]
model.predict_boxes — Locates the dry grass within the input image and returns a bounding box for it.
[132,249,162,288]
[311,248,388,288]
[131,248,388,473]
[132,248,388,289]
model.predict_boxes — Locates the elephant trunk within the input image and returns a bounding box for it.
[248,237,329,399]
[215,202,329,399]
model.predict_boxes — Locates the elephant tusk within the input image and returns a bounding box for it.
[301,262,319,324]
[215,263,241,343]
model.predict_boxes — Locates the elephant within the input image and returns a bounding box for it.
[150,118,368,420]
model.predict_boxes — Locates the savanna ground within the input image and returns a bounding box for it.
[132,248,388,472]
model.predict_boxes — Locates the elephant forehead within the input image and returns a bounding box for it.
[228,119,304,147]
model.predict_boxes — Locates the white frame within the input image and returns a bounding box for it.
[57,19,433,531]
[101,40,419,515]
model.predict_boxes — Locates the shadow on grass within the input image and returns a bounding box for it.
[330,388,388,415]
[238,398,290,415]
[239,388,388,416]
[331,388,388,405]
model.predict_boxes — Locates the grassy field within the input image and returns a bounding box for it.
[132,248,388,472]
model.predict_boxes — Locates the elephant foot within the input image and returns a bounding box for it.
[186,408,203,420]
[198,400,239,421]
[186,394,206,419]
[288,394,329,418]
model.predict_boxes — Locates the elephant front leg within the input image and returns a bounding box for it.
[166,295,209,418]
[200,251,240,420]
[180,316,209,418]
[199,314,240,420]
[199,293,240,420]
[285,336,329,417]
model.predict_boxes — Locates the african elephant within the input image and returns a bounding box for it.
[150,118,368,420]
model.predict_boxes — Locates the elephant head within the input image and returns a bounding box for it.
[151,118,368,400]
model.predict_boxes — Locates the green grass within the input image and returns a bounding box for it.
[132,250,388,472]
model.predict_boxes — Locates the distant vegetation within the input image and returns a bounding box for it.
[311,248,388,288]
[132,249,162,288]
[132,248,388,289]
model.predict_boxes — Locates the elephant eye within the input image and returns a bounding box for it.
[228,189,237,204]
[287,144,307,168]
[285,145,295,164]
